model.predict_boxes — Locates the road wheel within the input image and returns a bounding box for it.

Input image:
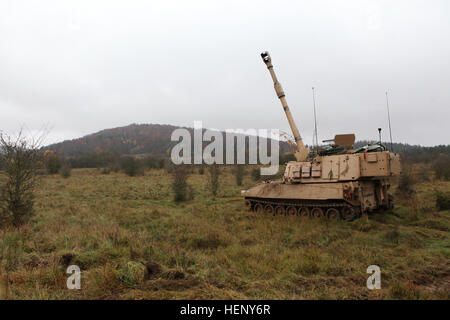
[286,206,297,216]
[311,207,324,218]
[341,206,357,221]
[326,208,340,219]
[254,203,264,214]
[244,200,252,211]
[264,204,275,215]
[275,206,286,216]
[298,207,310,218]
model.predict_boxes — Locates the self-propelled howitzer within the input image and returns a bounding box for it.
[242,52,402,220]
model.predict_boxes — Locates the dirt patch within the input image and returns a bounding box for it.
[163,269,185,280]
[143,261,163,279]
[59,253,76,267]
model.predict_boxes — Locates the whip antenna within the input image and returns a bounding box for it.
[385,91,394,151]
[312,87,319,150]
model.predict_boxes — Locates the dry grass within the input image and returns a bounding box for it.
[0,165,449,300]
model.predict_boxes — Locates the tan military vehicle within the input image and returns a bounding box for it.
[242,52,401,221]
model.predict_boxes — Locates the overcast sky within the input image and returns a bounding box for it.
[1,0,449,146]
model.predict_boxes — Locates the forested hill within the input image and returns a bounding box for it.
[45,124,448,162]
[47,124,178,157]
[45,123,292,158]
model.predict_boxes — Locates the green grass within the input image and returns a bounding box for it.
[0,167,449,299]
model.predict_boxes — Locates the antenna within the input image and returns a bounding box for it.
[385,91,394,151]
[312,87,319,150]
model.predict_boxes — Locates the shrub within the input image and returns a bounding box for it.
[158,159,166,170]
[436,191,450,211]
[208,165,220,197]
[110,162,121,173]
[143,156,165,170]
[0,133,42,227]
[198,166,204,175]
[60,163,71,178]
[432,155,450,181]
[172,165,190,202]
[397,165,415,195]
[100,167,111,174]
[69,151,120,169]
[251,168,261,181]
[234,165,244,186]
[45,153,62,174]
[120,156,143,177]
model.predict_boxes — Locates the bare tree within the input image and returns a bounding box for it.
[0,132,43,227]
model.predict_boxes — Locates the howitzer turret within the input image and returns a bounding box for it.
[242,51,402,221]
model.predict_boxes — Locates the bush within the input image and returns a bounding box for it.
[110,162,121,173]
[436,191,450,211]
[397,165,415,195]
[172,165,190,202]
[432,155,450,181]
[0,133,42,227]
[143,156,165,170]
[208,165,220,197]
[45,153,62,174]
[120,156,143,177]
[100,167,111,174]
[69,151,120,169]
[234,165,244,186]
[60,164,71,178]
[198,166,204,175]
[251,168,261,181]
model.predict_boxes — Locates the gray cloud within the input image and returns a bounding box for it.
[1,0,449,146]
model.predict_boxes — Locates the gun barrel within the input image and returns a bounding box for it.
[261,51,309,161]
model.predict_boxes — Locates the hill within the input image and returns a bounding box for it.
[46,124,180,157]
[45,123,293,158]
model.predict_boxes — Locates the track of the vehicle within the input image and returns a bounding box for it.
[244,197,361,221]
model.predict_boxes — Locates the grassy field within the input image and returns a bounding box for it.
[0,166,449,299]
